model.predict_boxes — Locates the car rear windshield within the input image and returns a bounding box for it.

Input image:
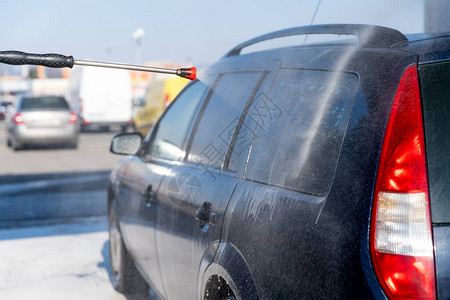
[420,61,450,224]
[20,96,69,111]
[244,69,358,196]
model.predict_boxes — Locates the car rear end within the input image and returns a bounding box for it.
[215,27,450,299]
[10,95,79,148]
[418,50,450,300]
[365,36,450,299]
[217,28,421,299]
[0,101,12,119]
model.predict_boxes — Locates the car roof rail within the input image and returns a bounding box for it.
[224,24,408,57]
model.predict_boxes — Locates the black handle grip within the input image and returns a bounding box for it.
[0,51,74,68]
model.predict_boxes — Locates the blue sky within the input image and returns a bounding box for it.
[1,0,424,66]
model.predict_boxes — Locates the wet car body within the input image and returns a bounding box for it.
[6,95,79,150]
[108,25,450,299]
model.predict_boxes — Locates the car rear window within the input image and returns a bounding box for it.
[244,69,358,196]
[419,61,450,223]
[20,96,69,111]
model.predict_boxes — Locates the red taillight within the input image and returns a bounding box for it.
[68,111,78,124]
[13,112,24,125]
[370,65,436,299]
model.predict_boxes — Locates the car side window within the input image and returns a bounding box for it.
[145,81,206,162]
[245,69,358,196]
[187,72,262,169]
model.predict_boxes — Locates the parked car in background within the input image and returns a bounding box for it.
[133,76,189,136]
[6,95,79,150]
[131,96,146,118]
[107,24,450,299]
[68,67,133,132]
[0,101,13,119]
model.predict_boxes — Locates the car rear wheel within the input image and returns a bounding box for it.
[69,139,79,149]
[108,201,148,294]
[204,275,237,300]
[9,138,22,151]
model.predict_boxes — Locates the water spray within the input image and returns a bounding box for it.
[0,51,197,80]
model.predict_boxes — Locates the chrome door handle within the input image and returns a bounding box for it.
[195,209,217,225]
[195,202,216,225]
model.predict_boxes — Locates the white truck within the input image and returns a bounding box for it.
[68,66,133,131]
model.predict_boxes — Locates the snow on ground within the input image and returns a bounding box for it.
[0,220,127,300]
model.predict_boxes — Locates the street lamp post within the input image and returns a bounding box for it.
[132,28,145,65]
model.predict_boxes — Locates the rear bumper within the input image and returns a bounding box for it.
[12,125,79,145]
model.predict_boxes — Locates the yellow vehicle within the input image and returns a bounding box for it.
[133,76,189,136]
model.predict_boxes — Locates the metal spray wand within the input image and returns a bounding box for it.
[0,51,197,80]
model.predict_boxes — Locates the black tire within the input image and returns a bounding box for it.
[108,202,149,294]
[69,139,79,149]
[10,138,22,151]
[80,124,89,132]
[204,275,237,300]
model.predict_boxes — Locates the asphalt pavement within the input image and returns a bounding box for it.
[0,220,151,300]
[0,121,151,299]
[0,121,121,175]
[0,121,124,226]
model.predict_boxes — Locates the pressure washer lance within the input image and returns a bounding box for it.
[0,50,197,80]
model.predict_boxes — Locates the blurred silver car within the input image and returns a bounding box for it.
[6,95,79,150]
[0,101,13,119]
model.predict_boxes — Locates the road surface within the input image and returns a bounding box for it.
[0,121,151,299]
[0,121,125,226]
[0,122,121,175]
[0,220,151,300]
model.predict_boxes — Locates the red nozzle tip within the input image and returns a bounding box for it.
[178,67,197,81]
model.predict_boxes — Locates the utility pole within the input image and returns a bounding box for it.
[132,28,145,65]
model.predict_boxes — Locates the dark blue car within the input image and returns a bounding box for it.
[108,24,450,299]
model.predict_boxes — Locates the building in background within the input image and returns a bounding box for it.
[0,59,188,110]
[0,65,69,104]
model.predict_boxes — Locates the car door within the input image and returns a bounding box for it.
[154,60,281,300]
[220,68,360,298]
[118,80,208,298]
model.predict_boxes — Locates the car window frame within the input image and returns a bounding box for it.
[139,80,209,164]
[183,61,280,175]
[222,72,267,171]
[183,70,265,171]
